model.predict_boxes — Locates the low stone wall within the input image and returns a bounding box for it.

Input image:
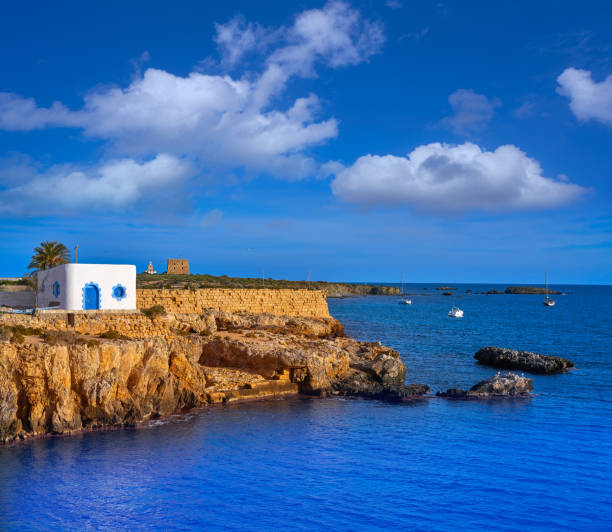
[0,288,330,337]
[0,311,173,339]
[136,288,330,318]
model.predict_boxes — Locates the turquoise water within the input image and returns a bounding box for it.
[1,284,611,530]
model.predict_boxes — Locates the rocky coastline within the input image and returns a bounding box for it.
[0,310,430,444]
[0,309,552,445]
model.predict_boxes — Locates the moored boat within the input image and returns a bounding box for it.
[448,306,464,318]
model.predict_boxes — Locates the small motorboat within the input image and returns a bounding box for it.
[448,306,464,318]
[399,298,412,305]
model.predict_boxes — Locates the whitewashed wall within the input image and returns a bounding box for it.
[37,264,136,310]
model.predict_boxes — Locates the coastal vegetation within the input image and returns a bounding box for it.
[137,273,400,297]
[0,279,30,286]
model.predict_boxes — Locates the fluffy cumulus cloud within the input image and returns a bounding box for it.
[331,143,585,214]
[0,1,383,214]
[557,67,612,126]
[0,154,193,215]
[441,89,501,135]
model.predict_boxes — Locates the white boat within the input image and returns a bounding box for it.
[398,269,412,305]
[448,306,464,318]
[543,269,556,307]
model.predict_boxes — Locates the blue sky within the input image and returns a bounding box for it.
[1,0,611,283]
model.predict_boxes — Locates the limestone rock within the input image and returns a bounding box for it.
[0,309,426,444]
[475,347,574,374]
[437,372,533,398]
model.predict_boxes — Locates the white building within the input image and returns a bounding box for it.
[37,264,136,311]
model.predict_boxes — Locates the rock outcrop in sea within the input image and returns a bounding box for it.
[436,372,533,398]
[504,286,562,295]
[474,347,574,374]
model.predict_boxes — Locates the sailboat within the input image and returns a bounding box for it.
[399,269,412,305]
[543,269,555,307]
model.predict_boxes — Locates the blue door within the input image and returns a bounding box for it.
[83,283,100,310]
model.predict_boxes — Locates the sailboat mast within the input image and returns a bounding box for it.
[545,269,548,297]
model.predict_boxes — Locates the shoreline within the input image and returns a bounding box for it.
[1,390,541,448]
[1,302,538,445]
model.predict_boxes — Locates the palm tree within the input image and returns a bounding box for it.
[28,240,71,271]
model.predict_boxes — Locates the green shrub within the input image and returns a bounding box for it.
[141,305,166,318]
[11,331,25,344]
[0,279,29,286]
[0,327,11,341]
[11,324,43,336]
[98,329,129,340]
[42,330,77,345]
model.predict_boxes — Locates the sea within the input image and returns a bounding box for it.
[1,283,610,531]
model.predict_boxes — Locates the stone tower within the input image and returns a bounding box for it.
[167,259,189,275]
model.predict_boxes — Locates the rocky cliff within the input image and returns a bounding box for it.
[0,311,427,444]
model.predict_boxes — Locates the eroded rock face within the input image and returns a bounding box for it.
[475,347,574,374]
[0,337,212,443]
[213,312,345,338]
[437,372,533,398]
[0,311,429,443]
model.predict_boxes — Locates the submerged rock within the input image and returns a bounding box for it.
[475,347,574,374]
[437,372,533,398]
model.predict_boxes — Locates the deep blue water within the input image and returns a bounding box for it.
[1,284,611,531]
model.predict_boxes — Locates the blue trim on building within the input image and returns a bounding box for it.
[52,281,60,299]
[82,282,101,310]
[112,283,127,301]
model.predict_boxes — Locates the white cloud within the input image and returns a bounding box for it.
[0,0,383,214]
[557,67,612,126]
[268,1,384,77]
[0,154,193,215]
[0,93,76,130]
[331,142,585,214]
[385,0,403,9]
[441,89,501,135]
[214,16,276,67]
[201,208,223,228]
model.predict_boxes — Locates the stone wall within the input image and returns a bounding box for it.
[0,311,173,339]
[136,288,330,318]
